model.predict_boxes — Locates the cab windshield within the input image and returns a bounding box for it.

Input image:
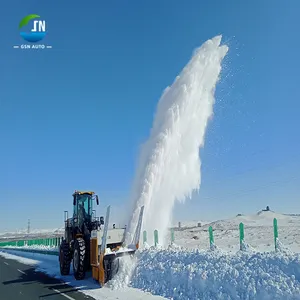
[73,194,93,218]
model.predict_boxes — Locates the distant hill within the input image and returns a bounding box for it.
[173,210,300,231]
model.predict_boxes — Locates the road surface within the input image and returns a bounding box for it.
[0,255,95,300]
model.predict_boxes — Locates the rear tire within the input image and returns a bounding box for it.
[59,240,71,276]
[73,238,86,280]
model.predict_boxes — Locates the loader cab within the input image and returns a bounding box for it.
[72,191,99,227]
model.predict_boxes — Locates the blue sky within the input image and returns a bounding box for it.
[0,1,299,231]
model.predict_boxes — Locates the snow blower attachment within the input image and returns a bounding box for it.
[59,190,144,286]
[90,205,144,285]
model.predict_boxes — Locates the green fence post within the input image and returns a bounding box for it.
[239,222,245,250]
[209,226,214,249]
[273,218,278,251]
[154,230,159,247]
[171,228,175,245]
[143,230,147,245]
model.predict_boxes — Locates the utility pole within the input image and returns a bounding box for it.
[27,219,30,234]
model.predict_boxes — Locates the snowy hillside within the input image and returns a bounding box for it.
[0,227,65,239]
[2,210,300,254]
[172,210,300,253]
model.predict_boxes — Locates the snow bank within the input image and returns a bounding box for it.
[0,251,40,265]
[2,245,58,251]
[130,248,300,300]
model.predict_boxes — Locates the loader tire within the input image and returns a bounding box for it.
[73,238,86,280]
[59,240,71,276]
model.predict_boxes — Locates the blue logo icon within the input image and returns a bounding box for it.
[19,14,46,43]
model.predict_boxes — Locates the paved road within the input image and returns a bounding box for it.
[0,255,95,300]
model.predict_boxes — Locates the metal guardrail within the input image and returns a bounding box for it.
[0,236,62,256]
[0,237,63,248]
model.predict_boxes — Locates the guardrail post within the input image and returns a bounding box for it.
[171,228,175,244]
[143,230,147,245]
[154,230,159,247]
[273,218,278,251]
[209,226,214,249]
[239,222,245,250]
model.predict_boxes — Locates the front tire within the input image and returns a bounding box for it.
[73,238,86,280]
[59,240,71,276]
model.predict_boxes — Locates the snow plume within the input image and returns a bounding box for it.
[128,36,228,245]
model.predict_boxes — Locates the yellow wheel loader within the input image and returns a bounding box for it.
[59,190,144,285]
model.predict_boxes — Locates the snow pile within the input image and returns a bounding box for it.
[130,248,300,300]
[107,255,138,289]
[240,240,256,253]
[0,251,40,265]
[276,238,294,255]
[0,249,166,300]
[2,245,58,251]
[129,35,228,245]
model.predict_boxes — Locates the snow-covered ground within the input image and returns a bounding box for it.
[172,210,300,253]
[1,210,300,299]
[0,250,166,300]
[0,227,64,241]
[2,237,300,299]
[0,228,64,237]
